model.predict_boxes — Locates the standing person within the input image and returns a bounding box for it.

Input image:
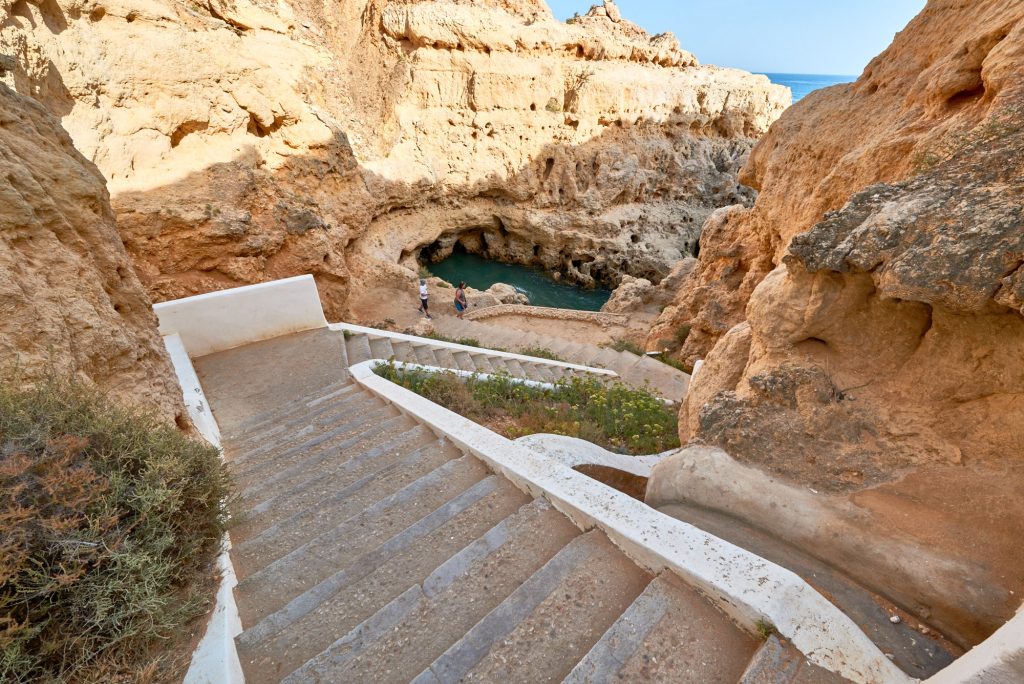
[454,281,468,319]
[418,279,432,319]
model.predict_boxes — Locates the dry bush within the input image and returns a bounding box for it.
[0,374,229,682]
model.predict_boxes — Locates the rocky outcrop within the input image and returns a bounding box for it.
[668,0,1024,485]
[0,0,787,317]
[0,82,185,423]
[648,0,1024,642]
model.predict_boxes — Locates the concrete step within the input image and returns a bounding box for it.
[284,499,582,683]
[238,477,531,683]
[235,414,422,504]
[608,350,642,376]
[561,343,600,366]
[412,344,437,367]
[452,351,478,372]
[344,334,373,366]
[564,572,759,684]
[411,530,650,683]
[368,336,395,360]
[502,358,527,377]
[234,454,492,626]
[230,391,390,467]
[739,635,850,684]
[230,402,400,487]
[229,386,369,455]
[470,354,496,374]
[431,346,458,369]
[526,363,556,383]
[390,340,417,364]
[231,439,461,577]
[227,380,356,439]
[591,347,623,369]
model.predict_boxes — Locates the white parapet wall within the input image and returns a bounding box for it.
[925,605,1024,684]
[155,275,328,358]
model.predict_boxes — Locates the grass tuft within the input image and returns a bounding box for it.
[0,374,229,683]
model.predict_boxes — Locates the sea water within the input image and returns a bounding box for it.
[428,250,612,312]
[762,73,857,102]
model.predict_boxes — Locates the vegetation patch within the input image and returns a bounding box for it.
[0,375,229,683]
[426,332,483,348]
[518,346,565,362]
[374,362,679,454]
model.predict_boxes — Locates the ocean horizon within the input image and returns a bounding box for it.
[762,73,858,102]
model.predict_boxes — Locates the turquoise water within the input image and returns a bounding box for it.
[428,250,612,311]
[763,73,857,102]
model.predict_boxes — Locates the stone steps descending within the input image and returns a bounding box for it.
[433,316,690,401]
[188,328,850,683]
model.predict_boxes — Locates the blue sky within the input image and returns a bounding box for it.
[545,0,926,75]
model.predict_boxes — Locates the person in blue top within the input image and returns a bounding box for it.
[454,281,468,319]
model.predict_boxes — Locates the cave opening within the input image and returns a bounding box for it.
[416,238,612,311]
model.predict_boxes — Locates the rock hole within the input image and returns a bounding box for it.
[174,413,190,431]
[946,84,985,108]
[530,103,536,111]
[89,6,105,21]
[170,120,209,148]
[630,234,639,244]
[126,10,137,22]
[542,157,555,181]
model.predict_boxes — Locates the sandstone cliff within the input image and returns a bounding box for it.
[0,0,787,317]
[648,0,1024,644]
[0,82,186,423]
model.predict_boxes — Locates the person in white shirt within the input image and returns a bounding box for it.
[418,279,432,319]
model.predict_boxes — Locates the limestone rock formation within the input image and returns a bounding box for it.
[0,0,788,319]
[650,0,1024,642]
[0,82,186,423]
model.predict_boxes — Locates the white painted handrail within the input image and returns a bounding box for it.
[328,322,616,376]
[348,359,914,684]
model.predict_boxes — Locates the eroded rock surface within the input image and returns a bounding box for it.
[650,0,1024,642]
[0,0,787,316]
[0,83,185,422]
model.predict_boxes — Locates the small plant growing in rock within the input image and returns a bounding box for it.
[545,97,562,113]
[755,618,779,641]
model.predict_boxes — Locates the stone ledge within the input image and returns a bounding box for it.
[466,304,629,327]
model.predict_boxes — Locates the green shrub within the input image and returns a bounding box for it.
[0,375,229,682]
[426,332,483,348]
[608,339,645,356]
[674,324,692,345]
[518,346,564,362]
[374,362,679,454]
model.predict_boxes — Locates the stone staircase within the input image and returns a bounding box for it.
[340,328,594,387]
[433,315,690,401]
[193,328,846,684]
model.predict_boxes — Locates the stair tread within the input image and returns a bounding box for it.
[238,478,531,683]
[565,572,758,684]
[230,394,391,468]
[368,336,395,361]
[227,380,357,439]
[233,409,411,496]
[345,334,373,366]
[315,500,581,683]
[234,454,491,625]
[412,530,650,684]
[739,635,850,684]
[231,439,461,575]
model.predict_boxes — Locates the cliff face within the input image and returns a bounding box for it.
[0,0,788,316]
[0,82,186,423]
[666,0,1024,486]
[647,0,1024,641]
